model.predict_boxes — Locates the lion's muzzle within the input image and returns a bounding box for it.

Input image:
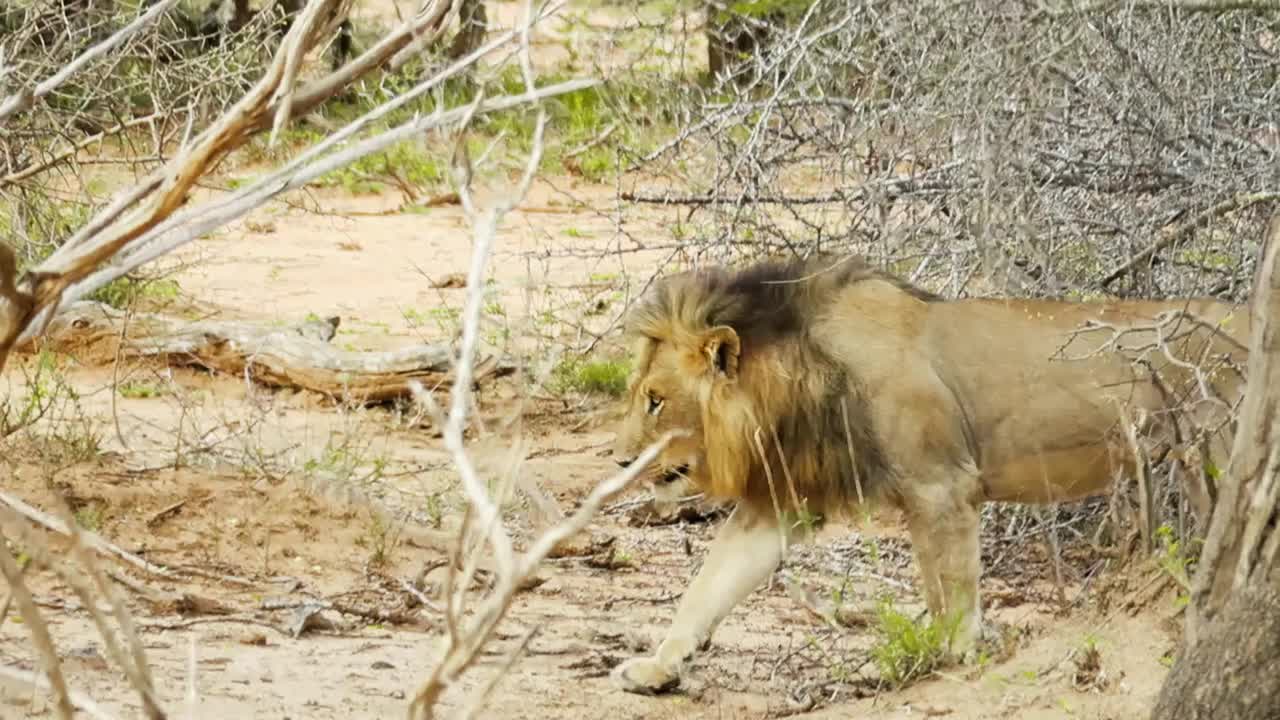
[661,465,689,484]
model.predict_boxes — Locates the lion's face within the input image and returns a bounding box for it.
[612,326,741,503]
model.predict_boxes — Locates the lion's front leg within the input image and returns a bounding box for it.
[904,481,986,661]
[612,506,789,695]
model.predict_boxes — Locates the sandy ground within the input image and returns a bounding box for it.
[0,1,1185,718]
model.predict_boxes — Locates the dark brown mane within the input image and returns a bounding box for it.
[626,254,940,348]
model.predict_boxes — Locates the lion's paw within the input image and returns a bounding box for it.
[954,619,1010,666]
[611,656,681,696]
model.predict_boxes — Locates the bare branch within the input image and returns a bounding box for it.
[1100,192,1280,288]
[0,0,182,124]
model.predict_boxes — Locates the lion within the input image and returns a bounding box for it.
[608,254,1250,695]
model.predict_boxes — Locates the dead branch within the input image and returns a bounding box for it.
[0,488,178,579]
[50,77,597,331]
[0,666,117,720]
[620,163,964,207]
[1100,192,1280,288]
[30,300,514,403]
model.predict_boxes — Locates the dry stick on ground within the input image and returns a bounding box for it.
[0,532,76,720]
[33,300,514,403]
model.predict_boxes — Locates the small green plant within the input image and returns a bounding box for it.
[0,194,91,267]
[869,597,954,689]
[3,349,100,462]
[357,512,401,568]
[90,276,180,309]
[304,439,387,488]
[552,357,630,397]
[1155,522,1194,596]
[314,141,445,195]
[865,535,882,565]
[402,308,427,328]
[428,306,462,334]
[117,381,165,399]
[781,502,821,536]
[423,490,449,529]
[73,504,104,532]
[2,349,62,436]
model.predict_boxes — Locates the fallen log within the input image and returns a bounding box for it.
[20,300,512,404]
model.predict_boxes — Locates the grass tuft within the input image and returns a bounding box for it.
[552,357,631,397]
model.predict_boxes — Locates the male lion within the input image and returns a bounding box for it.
[609,254,1249,695]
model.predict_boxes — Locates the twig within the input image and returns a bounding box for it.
[620,163,963,207]
[0,489,177,578]
[0,534,74,720]
[399,577,445,613]
[1100,192,1280,288]
[0,112,166,187]
[0,0,182,124]
[0,666,118,720]
[565,122,618,158]
[139,615,290,634]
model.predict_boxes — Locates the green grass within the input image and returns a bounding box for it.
[0,196,92,269]
[74,504,105,532]
[117,381,166,399]
[90,276,180,309]
[552,356,631,397]
[869,597,953,689]
[252,62,676,191]
[313,141,446,195]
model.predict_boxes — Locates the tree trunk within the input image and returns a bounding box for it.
[1152,212,1280,719]
[1151,583,1280,720]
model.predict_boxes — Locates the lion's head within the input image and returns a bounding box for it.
[612,257,911,515]
[611,311,742,506]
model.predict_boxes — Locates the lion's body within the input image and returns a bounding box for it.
[906,295,1244,504]
[610,256,1249,696]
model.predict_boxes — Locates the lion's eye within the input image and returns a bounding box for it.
[647,393,664,416]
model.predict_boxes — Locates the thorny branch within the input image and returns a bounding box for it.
[0,0,183,124]
[605,0,1277,299]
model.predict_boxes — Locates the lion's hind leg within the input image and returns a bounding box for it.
[612,506,790,695]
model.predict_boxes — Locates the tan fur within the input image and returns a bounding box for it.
[610,254,1250,695]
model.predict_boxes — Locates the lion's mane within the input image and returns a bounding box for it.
[623,256,940,518]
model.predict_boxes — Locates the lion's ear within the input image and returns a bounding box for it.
[702,325,740,380]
